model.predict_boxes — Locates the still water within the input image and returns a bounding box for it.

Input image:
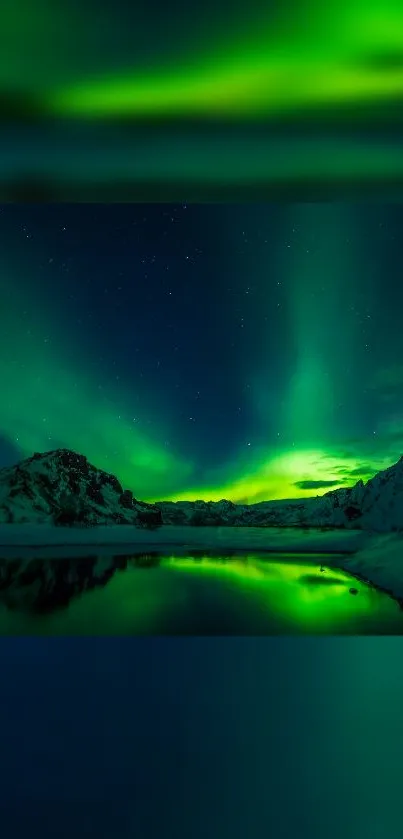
[0,552,402,635]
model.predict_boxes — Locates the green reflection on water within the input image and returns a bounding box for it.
[161,555,398,632]
[0,553,401,635]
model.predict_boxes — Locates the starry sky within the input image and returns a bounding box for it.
[1,202,403,503]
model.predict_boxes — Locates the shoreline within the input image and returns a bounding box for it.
[0,524,401,605]
[0,523,367,551]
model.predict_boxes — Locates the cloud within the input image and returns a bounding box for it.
[293,479,343,490]
[346,464,377,477]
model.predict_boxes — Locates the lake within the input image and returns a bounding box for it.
[0,551,402,634]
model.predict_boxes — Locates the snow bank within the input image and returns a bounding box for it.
[341,534,403,603]
[0,523,368,558]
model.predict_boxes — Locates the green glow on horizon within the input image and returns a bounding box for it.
[159,205,398,507]
[158,448,393,505]
[45,2,403,119]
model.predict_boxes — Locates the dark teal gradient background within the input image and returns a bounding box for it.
[4,0,403,199]
[0,638,401,837]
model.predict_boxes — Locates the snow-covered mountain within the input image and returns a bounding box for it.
[1,448,403,533]
[0,449,162,527]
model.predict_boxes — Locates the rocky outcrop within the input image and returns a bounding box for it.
[0,449,162,528]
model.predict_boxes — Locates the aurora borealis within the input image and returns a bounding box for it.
[45,0,403,122]
[3,0,403,198]
[3,0,403,119]
[1,202,403,504]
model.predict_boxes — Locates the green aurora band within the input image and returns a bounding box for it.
[3,2,403,193]
[2,1,403,120]
[0,263,193,500]
[45,2,403,120]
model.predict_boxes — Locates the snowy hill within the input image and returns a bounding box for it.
[0,449,162,528]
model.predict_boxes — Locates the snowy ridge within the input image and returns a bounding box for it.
[1,448,403,533]
[157,456,403,532]
[0,449,162,528]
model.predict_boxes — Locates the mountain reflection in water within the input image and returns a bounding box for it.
[0,552,401,635]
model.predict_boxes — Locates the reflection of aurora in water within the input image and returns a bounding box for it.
[161,556,401,632]
[0,554,402,636]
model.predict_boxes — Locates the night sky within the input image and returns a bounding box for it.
[1,203,403,503]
